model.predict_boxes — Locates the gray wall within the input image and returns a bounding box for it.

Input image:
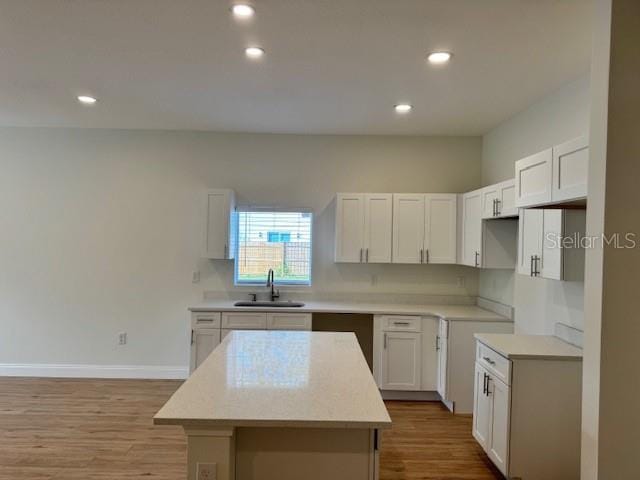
[0,128,481,368]
[479,75,591,337]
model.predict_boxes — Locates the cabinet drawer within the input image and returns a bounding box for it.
[222,312,267,329]
[477,343,511,385]
[381,315,422,332]
[266,313,312,330]
[191,312,221,329]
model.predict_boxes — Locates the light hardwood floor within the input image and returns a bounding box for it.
[0,378,502,480]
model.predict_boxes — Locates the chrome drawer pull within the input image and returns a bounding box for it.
[393,321,411,326]
[482,356,496,366]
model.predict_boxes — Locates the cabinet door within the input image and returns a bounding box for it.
[266,313,312,330]
[424,194,457,264]
[515,148,553,207]
[488,376,510,476]
[380,331,422,390]
[541,209,564,280]
[481,186,499,219]
[552,136,588,202]
[364,194,393,263]
[190,328,221,373]
[335,194,365,263]
[461,190,483,267]
[473,364,492,451]
[392,194,425,264]
[517,209,543,276]
[420,317,439,391]
[436,326,448,399]
[497,179,517,217]
[204,189,235,259]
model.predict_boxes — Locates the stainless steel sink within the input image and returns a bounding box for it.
[234,301,305,308]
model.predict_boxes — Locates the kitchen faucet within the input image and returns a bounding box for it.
[266,268,280,302]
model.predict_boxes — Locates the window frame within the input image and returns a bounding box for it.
[233,208,313,287]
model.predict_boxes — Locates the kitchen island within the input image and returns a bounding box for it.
[154,330,391,480]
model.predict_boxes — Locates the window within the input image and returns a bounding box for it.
[235,209,312,285]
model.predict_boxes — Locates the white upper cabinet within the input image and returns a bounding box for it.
[335,193,392,263]
[517,209,586,280]
[392,194,425,264]
[515,148,553,208]
[515,136,589,208]
[392,194,457,264]
[461,189,483,267]
[461,189,518,269]
[552,136,589,202]
[482,179,517,219]
[203,189,236,259]
[335,194,365,262]
[424,194,457,264]
[364,194,393,263]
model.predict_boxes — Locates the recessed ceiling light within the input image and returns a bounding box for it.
[245,46,265,59]
[77,95,98,104]
[232,4,255,18]
[427,51,452,64]
[394,104,412,114]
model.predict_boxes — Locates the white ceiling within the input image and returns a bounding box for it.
[0,0,591,135]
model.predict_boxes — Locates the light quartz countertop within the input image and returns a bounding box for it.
[189,300,510,322]
[154,330,392,429]
[475,333,583,360]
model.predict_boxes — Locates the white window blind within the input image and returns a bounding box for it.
[234,209,313,285]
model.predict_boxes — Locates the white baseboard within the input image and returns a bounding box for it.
[0,363,189,380]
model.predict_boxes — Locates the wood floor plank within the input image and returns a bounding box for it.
[0,378,502,480]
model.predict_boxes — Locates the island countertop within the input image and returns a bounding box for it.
[154,330,392,429]
[188,300,510,322]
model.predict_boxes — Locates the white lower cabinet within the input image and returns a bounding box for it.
[434,319,514,413]
[380,331,422,390]
[190,311,312,374]
[190,312,222,373]
[473,339,582,479]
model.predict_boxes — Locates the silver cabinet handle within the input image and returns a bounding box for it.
[425,249,429,264]
[495,199,501,216]
[190,329,194,345]
[492,199,497,216]
[436,335,440,351]
[420,249,424,263]
[383,332,387,349]
[393,321,410,326]
[483,372,488,395]
[359,248,363,263]
[475,251,479,267]
[482,356,496,366]
[534,255,540,276]
[530,255,534,276]
[224,244,228,258]
[366,248,369,263]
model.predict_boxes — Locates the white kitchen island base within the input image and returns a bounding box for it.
[155,331,390,480]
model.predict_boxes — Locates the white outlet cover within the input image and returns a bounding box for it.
[197,462,217,480]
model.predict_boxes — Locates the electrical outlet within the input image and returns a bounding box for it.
[192,271,200,283]
[118,332,127,345]
[197,462,217,480]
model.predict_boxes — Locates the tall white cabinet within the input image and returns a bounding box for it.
[203,189,236,260]
[392,193,457,264]
[335,193,393,263]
